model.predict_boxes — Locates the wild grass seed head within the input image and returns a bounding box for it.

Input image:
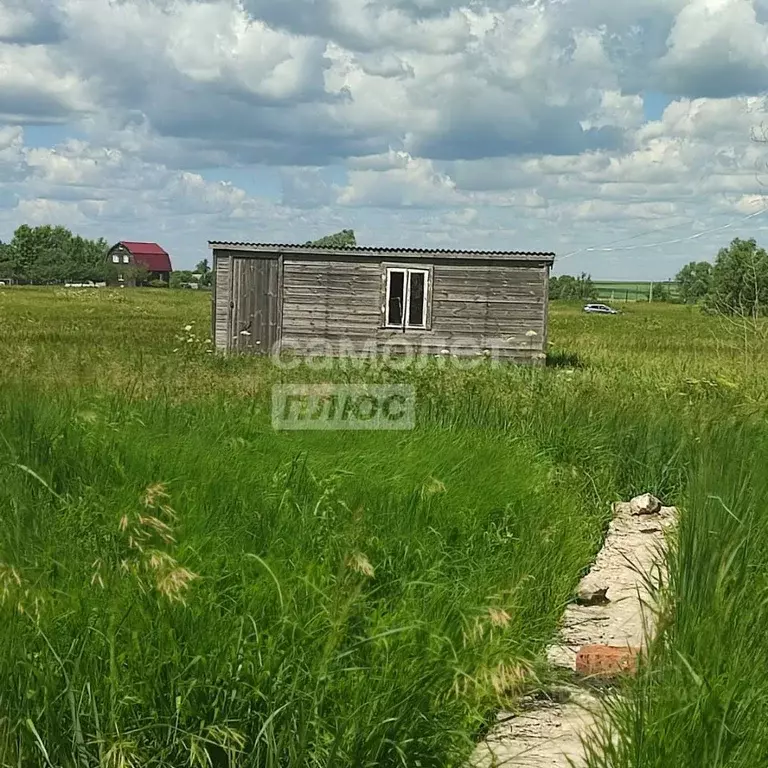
[345,551,375,578]
[487,607,512,627]
[142,482,169,508]
[155,565,199,604]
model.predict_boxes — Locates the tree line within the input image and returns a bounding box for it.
[675,237,768,316]
[551,238,768,315]
[0,226,359,286]
[0,225,109,283]
[549,273,597,300]
[0,225,214,287]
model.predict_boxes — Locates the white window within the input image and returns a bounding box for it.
[385,268,429,329]
[122,254,130,263]
[112,253,120,263]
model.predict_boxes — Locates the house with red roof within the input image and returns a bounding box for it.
[106,242,173,286]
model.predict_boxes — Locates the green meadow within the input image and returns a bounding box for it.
[1,287,767,766]
[592,281,680,302]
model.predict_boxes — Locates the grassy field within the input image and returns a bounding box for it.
[593,281,679,302]
[1,287,767,766]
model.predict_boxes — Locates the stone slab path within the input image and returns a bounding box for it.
[471,686,601,768]
[471,496,677,768]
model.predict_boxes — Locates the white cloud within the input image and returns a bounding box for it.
[337,151,461,207]
[0,126,24,172]
[1,0,768,279]
[15,198,89,227]
[0,4,37,40]
[0,129,347,259]
[442,207,479,226]
[731,193,768,213]
[0,44,93,122]
[660,0,768,96]
[582,91,646,131]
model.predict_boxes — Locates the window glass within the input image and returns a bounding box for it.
[408,272,425,327]
[388,271,405,326]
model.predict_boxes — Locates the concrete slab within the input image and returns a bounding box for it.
[471,497,677,767]
[547,503,676,672]
[471,687,602,767]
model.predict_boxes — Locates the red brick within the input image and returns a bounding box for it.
[575,644,639,678]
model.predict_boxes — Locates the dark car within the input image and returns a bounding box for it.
[583,303,620,315]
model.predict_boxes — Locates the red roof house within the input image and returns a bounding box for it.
[107,242,173,286]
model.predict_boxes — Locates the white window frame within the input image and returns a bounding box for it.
[384,267,430,330]
[112,253,120,263]
[122,254,130,263]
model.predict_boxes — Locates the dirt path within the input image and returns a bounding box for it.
[472,496,677,767]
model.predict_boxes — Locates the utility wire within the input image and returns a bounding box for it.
[557,201,768,261]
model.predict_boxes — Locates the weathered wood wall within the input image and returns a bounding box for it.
[212,249,551,362]
[213,253,231,349]
[280,257,548,362]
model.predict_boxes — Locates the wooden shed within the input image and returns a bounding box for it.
[208,242,555,363]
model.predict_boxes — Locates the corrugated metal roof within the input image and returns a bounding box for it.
[208,241,555,259]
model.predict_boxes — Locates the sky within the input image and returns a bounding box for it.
[1,0,768,278]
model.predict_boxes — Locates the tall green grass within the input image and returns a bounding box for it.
[1,288,767,766]
[583,418,768,768]
[0,386,615,767]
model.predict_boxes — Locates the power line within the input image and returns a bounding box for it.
[558,202,768,261]
[583,206,768,254]
[557,217,698,261]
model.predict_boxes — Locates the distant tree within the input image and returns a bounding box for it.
[0,240,15,280]
[70,235,110,282]
[306,229,356,249]
[704,238,768,317]
[194,258,212,287]
[129,264,151,287]
[650,282,671,302]
[676,261,713,304]
[105,261,150,287]
[549,272,596,300]
[170,270,195,289]
[5,225,108,283]
[104,262,120,285]
[9,224,39,278]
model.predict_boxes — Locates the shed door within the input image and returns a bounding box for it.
[230,256,281,354]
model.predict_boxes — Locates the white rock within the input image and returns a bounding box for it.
[629,493,662,516]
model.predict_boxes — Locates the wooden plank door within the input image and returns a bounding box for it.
[231,257,281,354]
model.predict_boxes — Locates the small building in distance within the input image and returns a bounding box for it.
[208,241,555,364]
[106,242,173,286]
